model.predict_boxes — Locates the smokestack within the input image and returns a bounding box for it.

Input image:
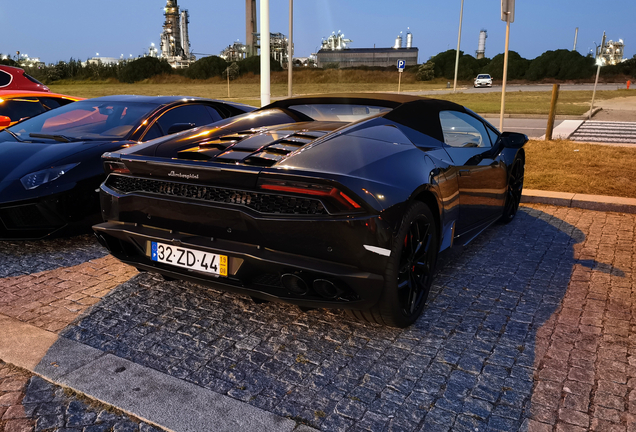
[246,0,257,57]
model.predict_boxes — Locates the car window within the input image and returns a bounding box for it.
[0,98,46,122]
[0,70,11,87]
[156,104,214,134]
[38,97,63,110]
[142,123,163,141]
[205,105,223,123]
[439,111,492,148]
[287,104,393,122]
[477,74,491,79]
[486,126,499,146]
[9,100,157,141]
[24,74,45,85]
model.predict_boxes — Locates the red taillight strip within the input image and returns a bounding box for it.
[260,181,362,210]
[260,184,331,196]
[339,191,361,209]
[104,161,131,175]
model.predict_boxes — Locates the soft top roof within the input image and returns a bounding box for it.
[263,93,468,143]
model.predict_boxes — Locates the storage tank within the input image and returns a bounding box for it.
[476,29,487,59]
[394,34,403,49]
[406,31,413,49]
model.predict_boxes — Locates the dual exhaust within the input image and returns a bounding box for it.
[281,273,343,299]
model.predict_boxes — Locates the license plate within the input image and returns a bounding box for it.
[150,242,227,276]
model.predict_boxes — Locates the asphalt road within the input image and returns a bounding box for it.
[481,117,559,138]
[405,82,628,96]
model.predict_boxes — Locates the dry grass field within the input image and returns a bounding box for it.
[524,139,636,198]
[48,70,632,115]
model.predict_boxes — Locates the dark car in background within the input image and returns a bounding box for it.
[93,93,527,327]
[0,95,255,239]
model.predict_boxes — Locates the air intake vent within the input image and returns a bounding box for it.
[106,176,328,215]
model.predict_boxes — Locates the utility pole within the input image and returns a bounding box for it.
[260,0,270,107]
[452,0,464,93]
[499,0,515,131]
[589,31,606,119]
[288,0,293,97]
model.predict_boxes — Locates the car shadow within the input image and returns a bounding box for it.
[55,206,622,431]
[0,234,107,278]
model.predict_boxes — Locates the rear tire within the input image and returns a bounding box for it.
[500,154,525,223]
[346,202,438,327]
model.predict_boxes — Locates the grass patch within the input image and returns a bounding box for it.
[48,73,631,114]
[524,139,636,198]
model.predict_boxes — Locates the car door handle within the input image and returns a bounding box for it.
[459,170,471,176]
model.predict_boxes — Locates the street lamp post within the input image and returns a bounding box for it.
[499,0,515,131]
[589,31,606,119]
[288,0,293,97]
[260,0,270,106]
[452,0,464,93]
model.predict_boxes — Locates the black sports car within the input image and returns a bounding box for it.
[94,94,527,327]
[0,95,255,239]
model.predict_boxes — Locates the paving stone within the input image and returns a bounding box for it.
[4,205,635,431]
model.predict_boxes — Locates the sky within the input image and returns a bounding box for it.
[0,0,634,65]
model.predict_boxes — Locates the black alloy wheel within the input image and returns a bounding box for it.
[346,201,438,327]
[397,213,434,317]
[500,154,525,223]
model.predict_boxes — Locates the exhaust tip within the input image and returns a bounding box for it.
[281,273,309,295]
[313,279,343,299]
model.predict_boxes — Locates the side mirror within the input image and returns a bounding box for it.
[501,131,528,149]
[0,116,11,128]
[167,123,196,135]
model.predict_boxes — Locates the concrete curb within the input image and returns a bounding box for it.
[0,312,316,432]
[522,189,636,214]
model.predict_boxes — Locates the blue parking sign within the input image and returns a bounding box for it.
[397,60,406,71]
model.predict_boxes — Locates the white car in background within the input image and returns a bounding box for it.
[474,74,493,88]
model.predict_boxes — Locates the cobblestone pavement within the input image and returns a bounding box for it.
[0,235,106,278]
[0,253,137,333]
[50,204,635,431]
[0,361,164,432]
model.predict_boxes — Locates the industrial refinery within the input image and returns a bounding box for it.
[476,30,488,59]
[597,39,626,65]
[160,0,195,68]
[219,0,291,67]
[316,30,418,68]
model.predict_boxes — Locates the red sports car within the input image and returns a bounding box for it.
[0,65,50,92]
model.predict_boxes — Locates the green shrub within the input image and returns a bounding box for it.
[481,51,530,80]
[237,56,284,75]
[416,62,435,81]
[118,57,173,83]
[186,55,227,80]
[524,49,595,80]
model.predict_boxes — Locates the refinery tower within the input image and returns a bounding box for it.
[160,0,195,68]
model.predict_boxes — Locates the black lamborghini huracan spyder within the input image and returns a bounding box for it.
[94,94,527,327]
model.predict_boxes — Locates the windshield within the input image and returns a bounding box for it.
[287,104,393,122]
[477,74,491,79]
[8,100,157,141]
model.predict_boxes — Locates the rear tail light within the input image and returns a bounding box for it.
[258,179,362,212]
[104,161,131,175]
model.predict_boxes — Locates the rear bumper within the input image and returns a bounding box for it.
[94,221,386,309]
[95,179,397,308]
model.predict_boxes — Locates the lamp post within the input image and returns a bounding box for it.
[288,0,293,97]
[260,0,270,106]
[452,0,464,93]
[499,0,515,131]
[589,31,606,119]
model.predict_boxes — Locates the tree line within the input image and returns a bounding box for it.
[1,48,634,84]
[416,49,635,81]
